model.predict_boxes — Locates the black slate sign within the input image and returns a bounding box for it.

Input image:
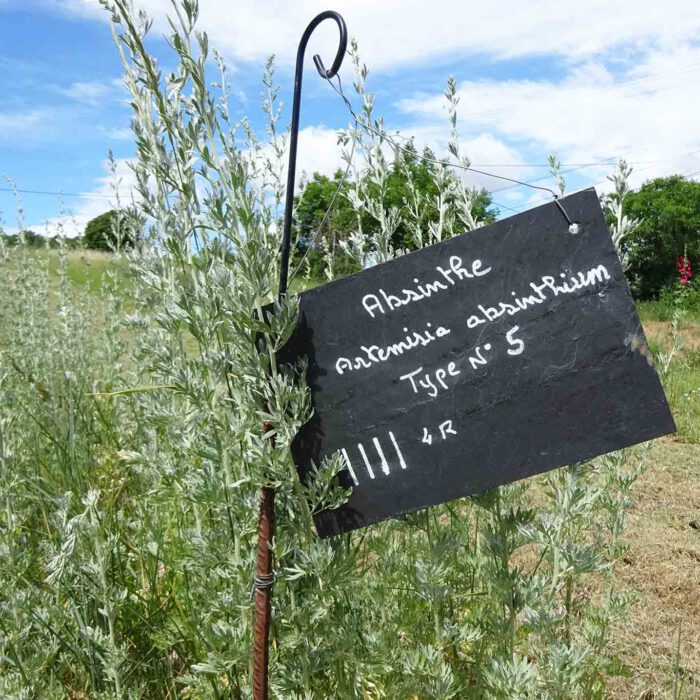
[281,189,675,537]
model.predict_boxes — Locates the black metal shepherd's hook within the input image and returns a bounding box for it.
[252,11,347,700]
[277,10,348,301]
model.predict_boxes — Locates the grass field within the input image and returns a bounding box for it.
[45,250,122,290]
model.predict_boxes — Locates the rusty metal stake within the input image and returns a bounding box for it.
[251,11,348,700]
[252,483,275,699]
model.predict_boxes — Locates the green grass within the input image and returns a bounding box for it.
[663,348,700,444]
[662,361,700,443]
[637,296,700,325]
[644,316,700,444]
[45,250,123,291]
[3,248,121,292]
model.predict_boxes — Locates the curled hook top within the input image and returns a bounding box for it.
[299,10,348,80]
[279,10,348,300]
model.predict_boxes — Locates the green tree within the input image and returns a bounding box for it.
[83,209,138,251]
[293,144,497,281]
[376,144,496,250]
[293,170,361,280]
[622,175,700,299]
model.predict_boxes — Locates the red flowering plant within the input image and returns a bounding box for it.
[677,254,693,285]
[666,251,697,309]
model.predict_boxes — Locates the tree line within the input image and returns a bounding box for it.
[2,170,698,301]
[293,163,699,301]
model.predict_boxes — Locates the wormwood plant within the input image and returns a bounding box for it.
[0,1,662,697]
[602,159,639,269]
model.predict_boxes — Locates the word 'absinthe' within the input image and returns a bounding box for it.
[361,255,491,318]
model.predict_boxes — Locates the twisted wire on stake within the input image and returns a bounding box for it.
[252,11,348,700]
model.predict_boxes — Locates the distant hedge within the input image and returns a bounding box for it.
[1,230,80,249]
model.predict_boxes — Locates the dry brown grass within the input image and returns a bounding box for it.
[607,438,700,699]
[605,319,700,699]
[645,320,700,352]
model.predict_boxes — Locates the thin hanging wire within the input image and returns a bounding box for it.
[325,74,562,199]
[287,68,700,282]
[0,186,113,199]
[505,163,700,215]
[324,73,581,232]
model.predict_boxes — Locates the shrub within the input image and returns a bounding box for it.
[83,209,138,251]
[622,176,700,299]
[1,229,58,248]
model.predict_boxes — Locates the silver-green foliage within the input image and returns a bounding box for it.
[0,1,658,697]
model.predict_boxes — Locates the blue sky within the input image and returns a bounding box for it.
[1,0,699,236]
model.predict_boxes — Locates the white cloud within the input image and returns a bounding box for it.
[19,0,700,221]
[39,0,104,20]
[48,0,700,71]
[249,124,346,195]
[44,0,700,189]
[57,81,110,105]
[0,109,48,138]
[24,124,344,237]
[56,79,125,105]
[15,124,340,239]
[23,157,138,238]
[295,125,345,180]
[100,126,134,141]
[379,123,536,191]
[397,42,700,194]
